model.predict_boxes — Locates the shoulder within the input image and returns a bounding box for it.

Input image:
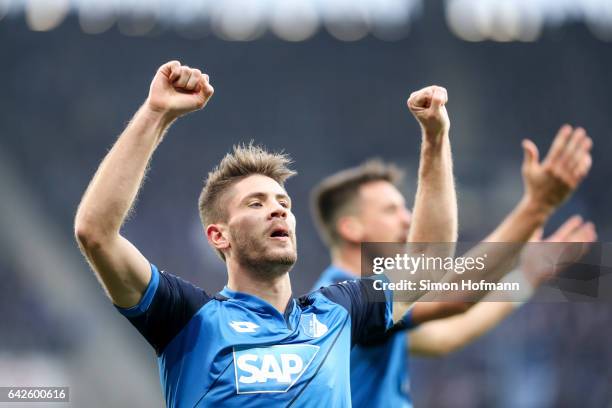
[116,264,215,354]
[301,279,365,312]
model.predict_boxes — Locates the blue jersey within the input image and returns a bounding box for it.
[116,264,393,407]
[312,266,415,408]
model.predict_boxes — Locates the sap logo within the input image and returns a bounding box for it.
[229,321,259,333]
[299,314,328,338]
[233,344,319,393]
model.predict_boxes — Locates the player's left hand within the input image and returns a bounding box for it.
[407,85,450,142]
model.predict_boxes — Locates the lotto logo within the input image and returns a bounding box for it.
[233,344,319,393]
[229,321,259,333]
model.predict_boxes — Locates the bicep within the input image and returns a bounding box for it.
[81,234,151,308]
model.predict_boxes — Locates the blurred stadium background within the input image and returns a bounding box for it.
[1,0,611,406]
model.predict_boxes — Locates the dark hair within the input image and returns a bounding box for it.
[310,159,403,247]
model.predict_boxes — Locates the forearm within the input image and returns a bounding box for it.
[451,196,551,283]
[409,134,458,244]
[409,267,536,356]
[75,105,172,238]
[390,135,458,320]
[403,195,550,305]
[429,196,550,300]
[410,301,472,325]
[464,196,550,271]
[408,301,516,357]
[484,196,550,243]
[395,124,591,309]
[73,61,212,307]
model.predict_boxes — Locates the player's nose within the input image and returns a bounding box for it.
[269,202,288,220]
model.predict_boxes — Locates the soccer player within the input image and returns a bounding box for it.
[73,61,459,406]
[310,126,594,407]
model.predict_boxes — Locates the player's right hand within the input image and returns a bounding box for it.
[407,85,450,141]
[146,60,214,119]
[520,215,596,288]
[521,125,592,213]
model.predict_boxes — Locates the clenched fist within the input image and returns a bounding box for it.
[407,85,450,141]
[521,125,593,212]
[146,60,214,119]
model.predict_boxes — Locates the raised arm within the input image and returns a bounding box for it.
[417,125,593,299]
[385,124,593,318]
[407,85,457,244]
[408,215,596,357]
[74,61,214,308]
[389,86,457,322]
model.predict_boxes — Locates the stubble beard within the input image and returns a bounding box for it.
[231,226,297,280]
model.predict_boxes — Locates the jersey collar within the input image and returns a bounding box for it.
[219,286,296,323]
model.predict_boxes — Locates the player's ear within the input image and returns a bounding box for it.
[207,223,230,251]
[337,215,364,244]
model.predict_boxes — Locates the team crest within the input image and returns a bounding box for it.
[299,313,328,338]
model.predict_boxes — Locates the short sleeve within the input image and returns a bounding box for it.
[318,277,393,346]
[369,307,419,344]
[115,264,211,355]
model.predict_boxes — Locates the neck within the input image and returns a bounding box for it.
[331,243,361,277]
[226,258,293,313]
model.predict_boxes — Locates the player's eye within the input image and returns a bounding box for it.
[383,206,396,214]
[248,201,263,208]
[279,201,290,209]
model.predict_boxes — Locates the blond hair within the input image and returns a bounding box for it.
[199,143,296,226]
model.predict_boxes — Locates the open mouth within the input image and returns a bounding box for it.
[270,227,290,239]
